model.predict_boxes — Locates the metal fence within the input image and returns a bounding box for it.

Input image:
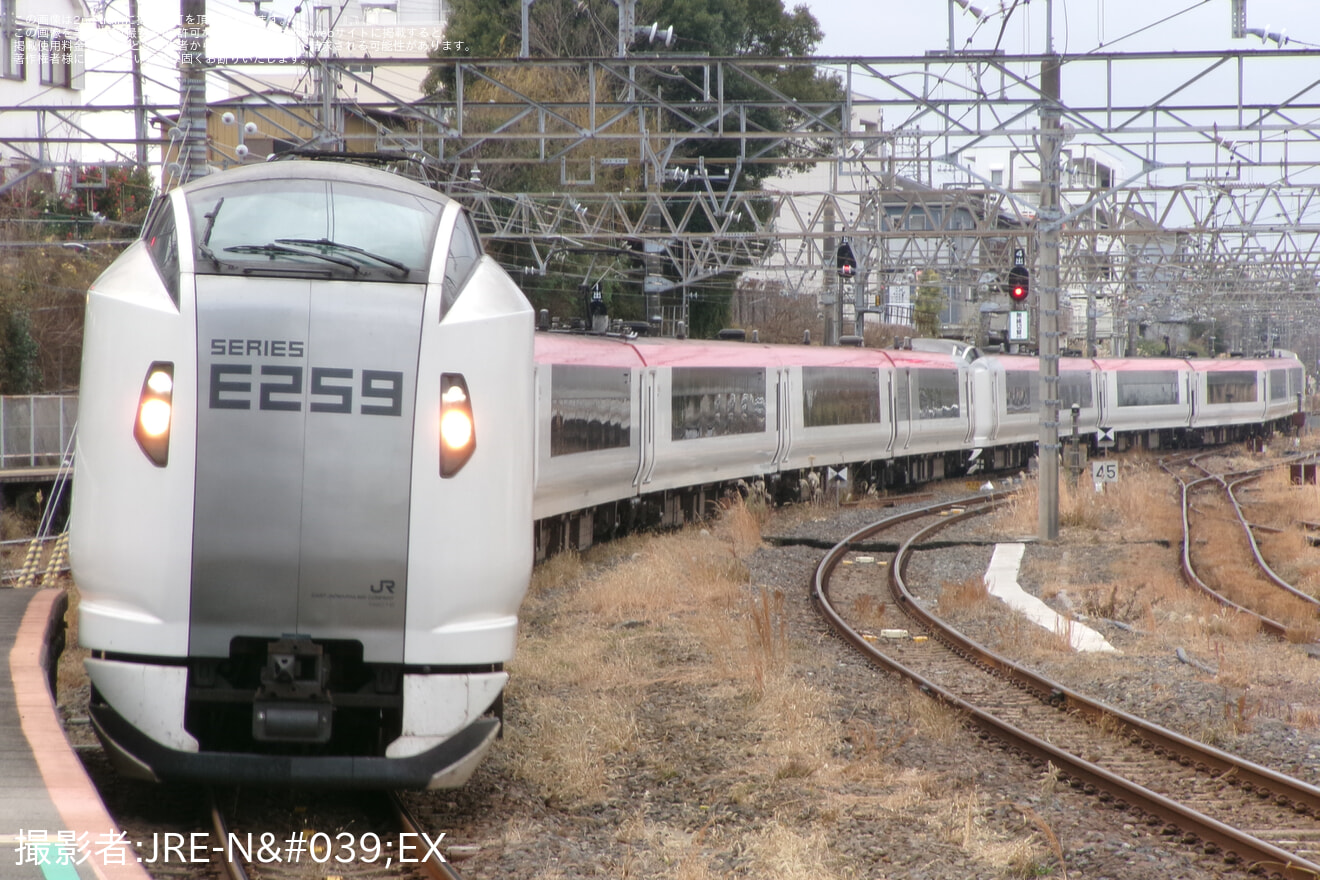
[1,395,78,469]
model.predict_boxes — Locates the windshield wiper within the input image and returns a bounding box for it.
[198,197,224,266]
[223,243,361,273]
[275,238,412,276]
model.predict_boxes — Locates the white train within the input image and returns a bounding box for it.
[71,160,534,789]
[69,158,1304,790]
[532,333,1303,556]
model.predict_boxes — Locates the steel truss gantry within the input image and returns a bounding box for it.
[6,49,1320,355]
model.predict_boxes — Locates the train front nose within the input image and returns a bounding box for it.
[189,277,422,668]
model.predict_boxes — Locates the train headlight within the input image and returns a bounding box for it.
[440,373,475,478]
[134,362,174,467]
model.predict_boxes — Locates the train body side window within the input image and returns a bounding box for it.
[893,371,911,422]
[1270,369,1289,401]
[441,212,483,317]
[1058,372,1093,409]
[1116,370,1178,406]
[802,367,880,427]
[142,197,180,305]
[1004,370,1036,414]
[549,365,631,456]
[1207,370,1258,405]
[671,367,766,440]
[914,369,960,420]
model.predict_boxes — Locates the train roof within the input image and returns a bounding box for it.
[1188,354,1301,371]
[534,332,965,370]
[177,159,451,206]
[534,332,644,367]
[1096,357,1194,371]
[973,353,1099,372]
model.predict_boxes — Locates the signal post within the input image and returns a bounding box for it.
[1007,248,1030,353]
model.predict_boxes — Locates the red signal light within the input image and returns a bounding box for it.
[1007,264,1029,302]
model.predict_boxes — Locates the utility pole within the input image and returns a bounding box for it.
[127,0,147,165]
[178,0,207,183]
[1038,1,1062,541]
[824,198,837,346]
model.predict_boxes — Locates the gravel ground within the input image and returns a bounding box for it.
[59,467,1320,879]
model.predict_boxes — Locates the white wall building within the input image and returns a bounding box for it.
[0,0,89,183]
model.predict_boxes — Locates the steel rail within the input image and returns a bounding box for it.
[1224,466,1320,610]
[387,792,467,880]
[1159,455,1292,638]
[207,788,251,880]
[812,501,1320,879]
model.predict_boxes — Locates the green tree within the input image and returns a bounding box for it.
[914,269,943,338]
[0,308,42,394]
[0,169,148,391]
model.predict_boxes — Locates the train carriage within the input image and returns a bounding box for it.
[1188,354,1304,442]
[533,333,647,521]
[970,354,1102,466]
[1094,357,1196,447]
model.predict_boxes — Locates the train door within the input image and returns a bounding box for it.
[1185,370,1196,426]
[1095,371,1111,431]
[980,365,1001,447]
[773,367,794,467]
[189,277,422,664]
[962,367,977,445]
[634,367,658,488]
[891,369,912,451]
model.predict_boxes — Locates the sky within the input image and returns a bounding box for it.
[805,0,1317,58]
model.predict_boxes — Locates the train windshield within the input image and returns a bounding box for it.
[186,178,441,282]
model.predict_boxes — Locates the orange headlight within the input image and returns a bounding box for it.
[440,374,475,478]
[134,363,174,466]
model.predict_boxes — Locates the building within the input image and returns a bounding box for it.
[0,0,89,187]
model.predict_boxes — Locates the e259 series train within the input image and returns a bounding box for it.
[531,333,1304,556]
[72,160,534,789]
[71,159,1304,790]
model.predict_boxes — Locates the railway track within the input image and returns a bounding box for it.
[207,787,463,880]
[813,494,1320,879]
[1160,451,1320,640]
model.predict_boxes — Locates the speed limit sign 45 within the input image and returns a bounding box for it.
[1091,460,1118,483]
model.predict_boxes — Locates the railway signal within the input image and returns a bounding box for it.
[1008,264,1029,304]
[836,240,857,280]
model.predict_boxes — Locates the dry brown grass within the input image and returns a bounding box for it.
[501,498,1062,873]
[939,575,990,615]
[900,681,966,744]
[990,455,1181,544]
[850,593,889,628]
[927,790,1059,879]
[1243,468,1320,595]
[508,499,839,810]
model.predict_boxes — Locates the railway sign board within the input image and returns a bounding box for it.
[1096,426,1115,447]
[1092,460,1119,483]
[1013,247,1025,267]
[1008,310,1030,341]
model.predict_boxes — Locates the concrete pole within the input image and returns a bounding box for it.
[128,0,147,165]
[178,0,207,183]
[1086,283,1097,357]
[521,0,533,57]
[824,198,837,346]
[615,0,635,57]
[1038,52,1062,541]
